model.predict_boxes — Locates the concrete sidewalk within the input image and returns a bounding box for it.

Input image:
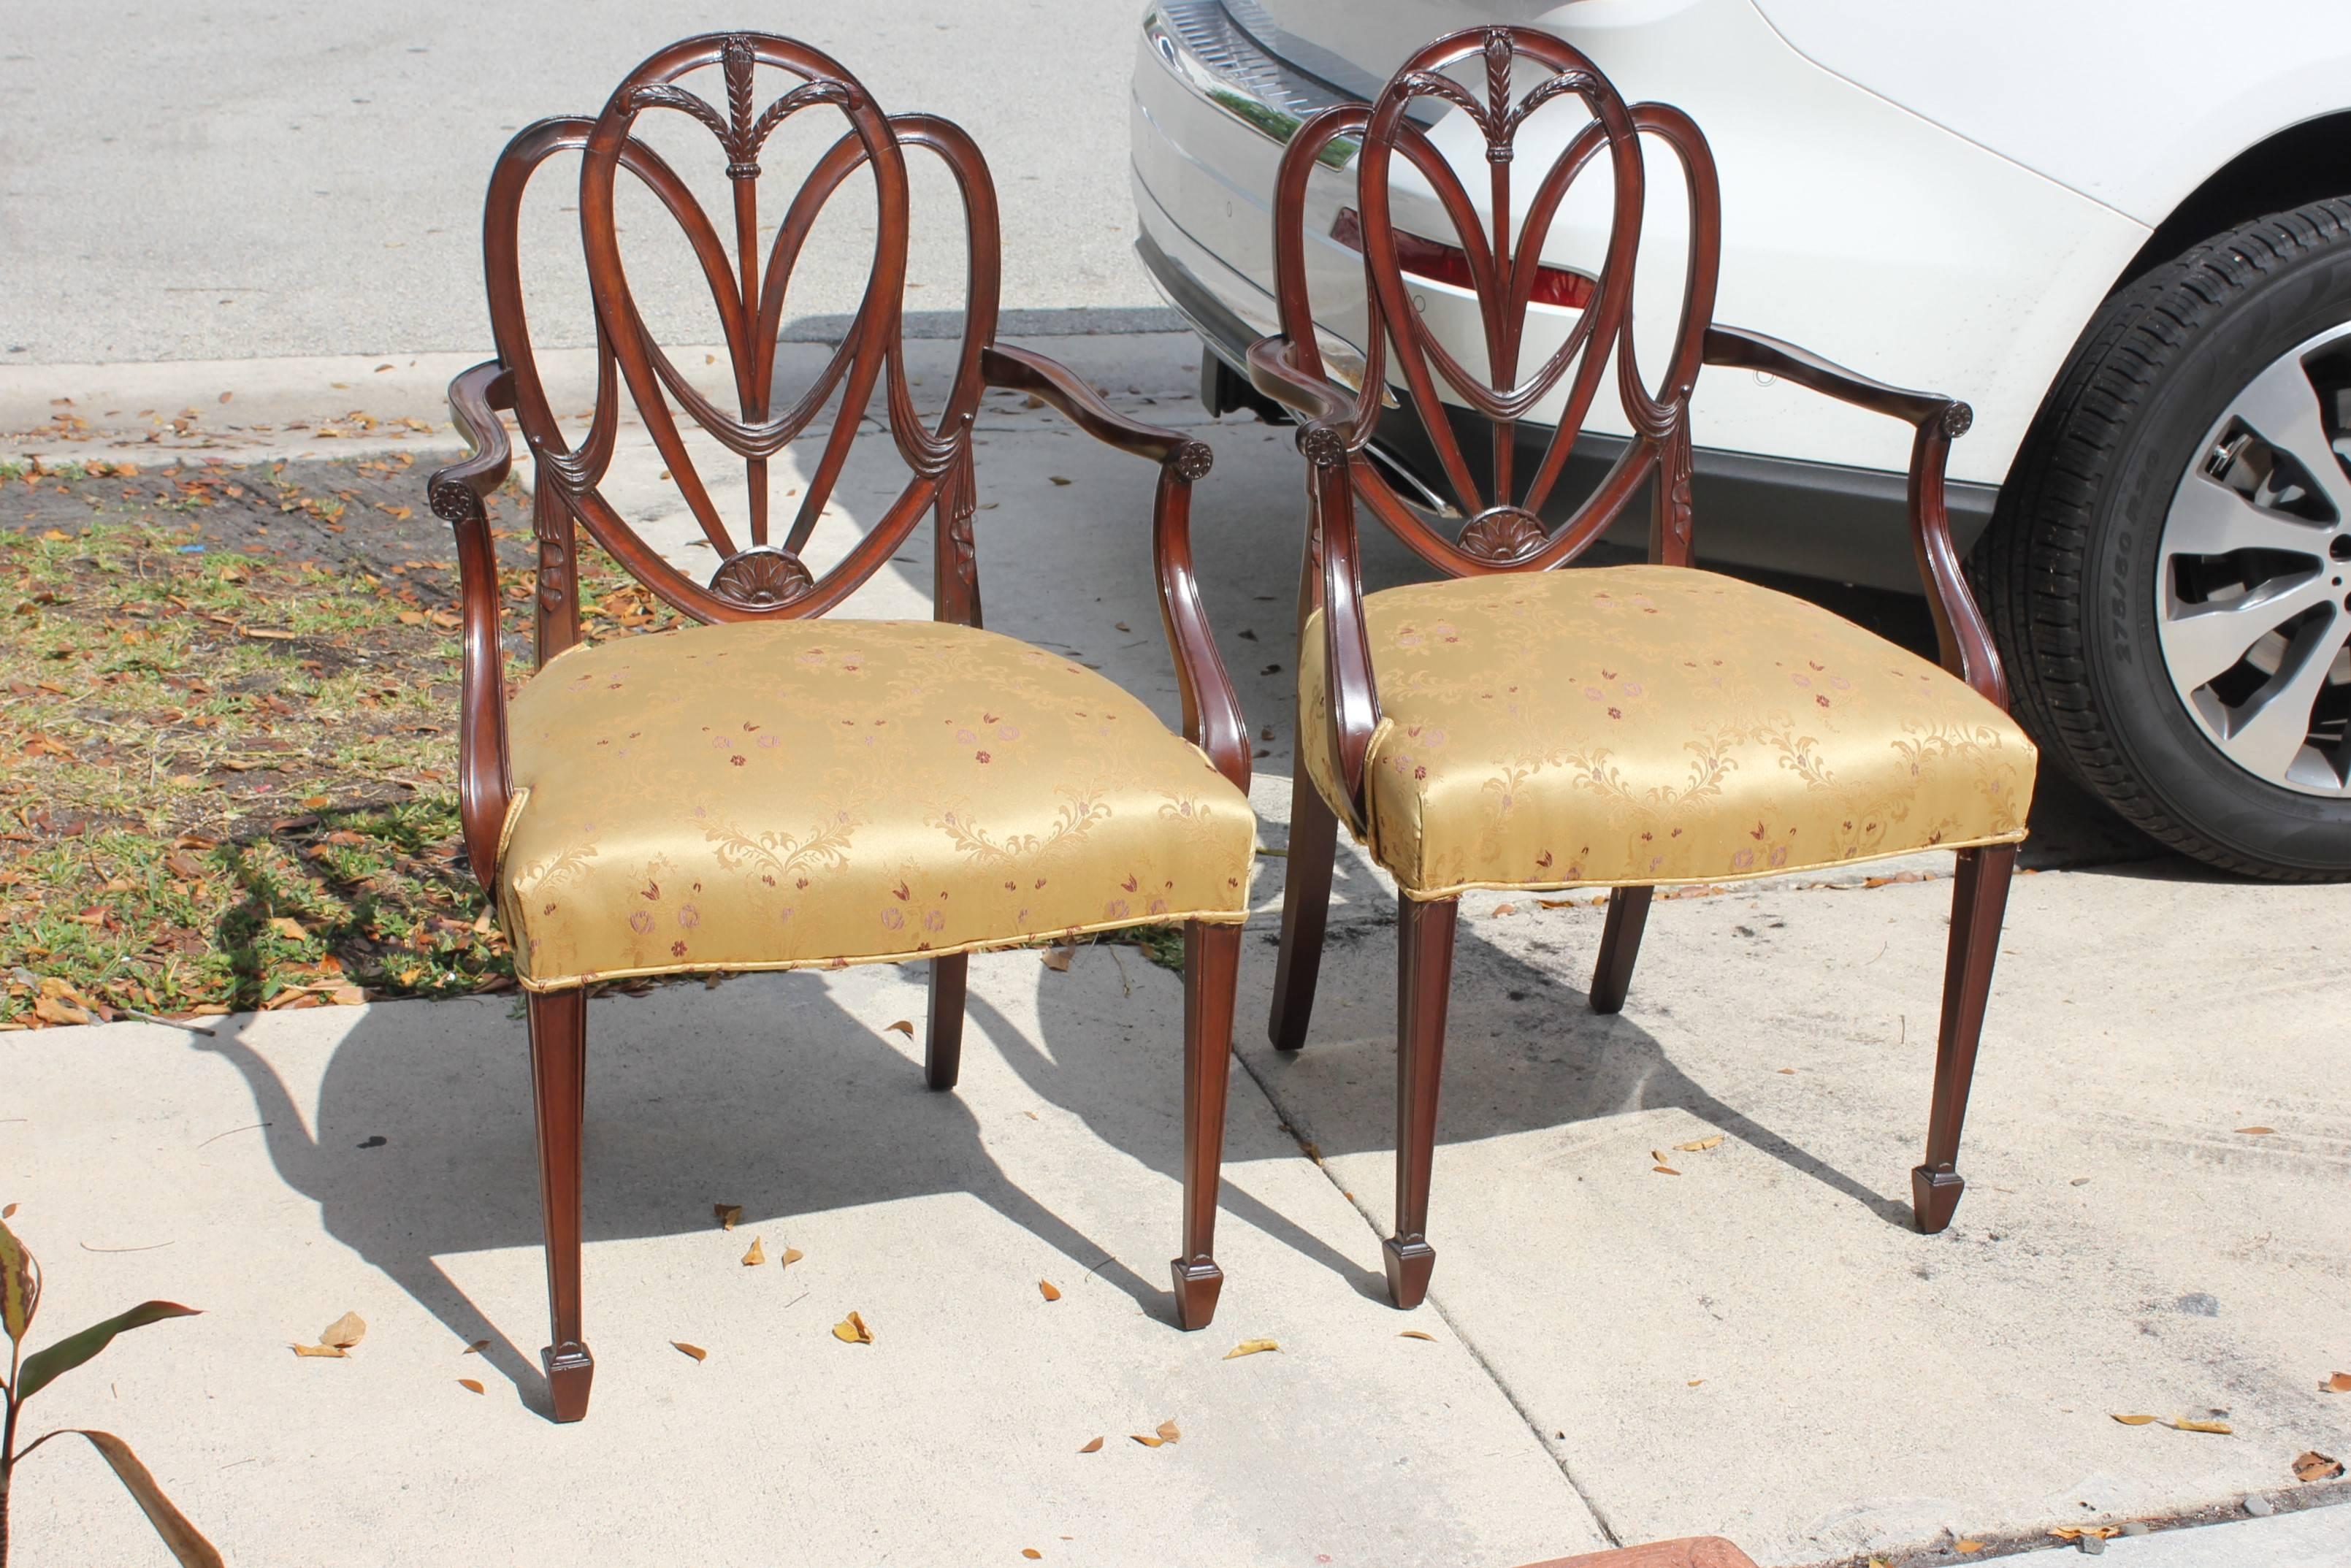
[4,335,2348,1565]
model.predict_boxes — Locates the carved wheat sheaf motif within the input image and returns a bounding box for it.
[626,33,860,180]
[474,31,1002,630]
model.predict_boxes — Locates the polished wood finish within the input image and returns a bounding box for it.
[1250,26,2017,1307]
[1588,887,1652,1016]
[426,33,1252,1417]
[924,955,968,1093]
[526,990,592,1423]
[1384,897,1458,1310]
[1172,922,1244,1328]
[1266,766,1339,1051]
[1914,844,2017,1232]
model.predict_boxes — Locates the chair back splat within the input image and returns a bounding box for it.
[475,32,998,663]
[1259,26,1721,575]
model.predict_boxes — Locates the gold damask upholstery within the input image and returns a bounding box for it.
[497,619,1257,990]
[1299,565,2034,896]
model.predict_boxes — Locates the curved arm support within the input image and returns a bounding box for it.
[1702,324,2003,708]
[981,342,1248,791]
[982,343,1201,464]
[427,359,519,887]
[1244,336,1361,464]
[1246,337,1383,831]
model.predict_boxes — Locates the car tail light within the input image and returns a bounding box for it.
[1331,207,1594,310]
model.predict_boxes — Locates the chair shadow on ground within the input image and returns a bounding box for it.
[184,865,1905,1419]
[182,644,2127,1421]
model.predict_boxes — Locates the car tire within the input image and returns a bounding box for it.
[1980,197,2351,879]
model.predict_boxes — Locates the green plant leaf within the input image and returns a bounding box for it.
[0,1215,36,1342]
[43,1429,225,1567]
[16,1300,199,1401]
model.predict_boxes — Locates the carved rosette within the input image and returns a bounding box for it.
[429,480,478,525]
[1941,402,1975,439]
[1172,440,1214,481]
[709,546,814,608]
[1296,424,1347,469]
[1458,507,1548,564]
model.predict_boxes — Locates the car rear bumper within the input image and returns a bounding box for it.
[1127,1,2000,592]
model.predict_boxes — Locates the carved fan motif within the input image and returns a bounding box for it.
[709,546,814,607]
[1457,507,1549,564]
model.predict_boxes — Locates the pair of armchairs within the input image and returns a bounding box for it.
[428,28,2033,1420]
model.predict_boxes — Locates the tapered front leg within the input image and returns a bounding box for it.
[1172,921,1244,1329]
[1913,844,2016,1233]
[925,954,968,1091]
[527,988,593,1422]
[1589,885,1652,1014]
[1268,765,1339,1050]
[1385,896,1459,1309]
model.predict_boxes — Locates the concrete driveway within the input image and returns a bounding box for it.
[0,1,1163,364]
[4,337,2349,1566]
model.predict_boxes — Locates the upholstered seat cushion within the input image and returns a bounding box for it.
[1298,565,2035,896]
[496,619,1256,990]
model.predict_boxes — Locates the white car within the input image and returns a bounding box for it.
[1129,0,2351,877]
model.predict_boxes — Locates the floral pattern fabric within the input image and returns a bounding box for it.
[497,619,1256,990]
[1297,565,2035,897]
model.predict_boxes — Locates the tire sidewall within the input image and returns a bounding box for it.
[2084,241,2351,871]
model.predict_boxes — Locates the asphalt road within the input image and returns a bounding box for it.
[0,1,1163,364]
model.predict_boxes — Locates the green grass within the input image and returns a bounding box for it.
[0,512,675,1028]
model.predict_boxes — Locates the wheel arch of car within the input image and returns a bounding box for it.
[2117,110,2351,291]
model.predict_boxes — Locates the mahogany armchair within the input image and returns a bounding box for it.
[425,33,1254,1420]
[1250,28,2037,1310]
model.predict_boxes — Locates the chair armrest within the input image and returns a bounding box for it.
[1243,336,1359,462]
[1245,337,1383,833]
[1702,324,2005,708]
[981,343,1201,465]
[426,360,518,887]
[979,342,1248,791]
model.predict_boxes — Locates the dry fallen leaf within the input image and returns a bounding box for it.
[1130,1434,1163,1447]
[1399,1330,1435,1342]
[2294,1450,2344,1482]
[1687,1379,1704,1387]
[779,1246,804,1269]
[1022,1552,1042,1561]
[672,1341,707,1362]
[1776,1067,1797,1075]
[2111,1414,2160,1426]
[1675,1136,1724,1152]
[319,1311,366,1350]
[714,1203,742,1231]
[1954,1542,1984,1555]
[462,1339,489,1355]
[269,916,310,941]
[1039,1280,1061,1301]
[2236,1126,2277,1136]
[833,1311,873,1345]
[2326,1372,2351,1393]
[2171,1418,2233,1434]
[1223,1338,1278,1359]
[457,1377,484,1395]
[1,1203,14,1219]
[1078,1437,1104,1453]
[1489,903,1518,916]
[742,1236,766,1267]
[1040,944,1074,972]
[886,1020,914,1037]
[1155,1418,1181,1444]
[1652,1165,1682,1177]
[290,1342,347,1358]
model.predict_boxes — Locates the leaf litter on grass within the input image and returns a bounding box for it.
[0,496,683,1028]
